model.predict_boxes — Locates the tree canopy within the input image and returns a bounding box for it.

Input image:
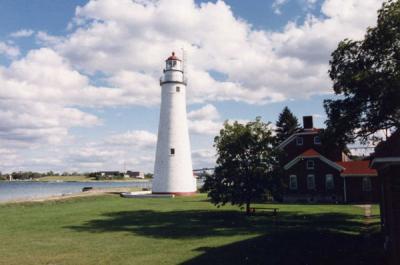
[324,0,400,146]
[275,106,300,145]
[203,117,282,214]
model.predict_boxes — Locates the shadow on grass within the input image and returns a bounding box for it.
[67,210,367,239]
[66,209,385,264]
[182,229,385,265]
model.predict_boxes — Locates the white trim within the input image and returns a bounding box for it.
[343,177,347,203]
[296,137,304,146]
[289,175,298,190]
[307,174,316,190]
[370,157,400,168]
[284,153,344,171]
[277,131,319,150]
[306,159,315,169]
[362,177,372,192]
[325,174,334,190]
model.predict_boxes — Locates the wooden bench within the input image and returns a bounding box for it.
[250,207,279,216]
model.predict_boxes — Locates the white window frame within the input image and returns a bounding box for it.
[296,137,303,146]
[289,175,298,190]
[314,136,321,145]
[307,160,315,169]
[362,177,372,192]
[307,174,316,190]
[325,174,334,190]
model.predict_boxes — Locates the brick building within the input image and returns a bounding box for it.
[371,130,400,265]
[278,116,379,203]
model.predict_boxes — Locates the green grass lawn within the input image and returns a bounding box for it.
[0,194,384,265]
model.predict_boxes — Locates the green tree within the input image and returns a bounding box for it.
[324,0,400,146]
[203,117,281,215]
[275,106,300,145]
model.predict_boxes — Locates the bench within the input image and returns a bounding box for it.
[250,207,279,216]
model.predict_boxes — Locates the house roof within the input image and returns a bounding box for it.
[337,160,377,177]
[284,148,344,171]
[301,149,320,157]
[277,129,322,149]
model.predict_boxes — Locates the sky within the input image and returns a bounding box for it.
[0,0,385,173]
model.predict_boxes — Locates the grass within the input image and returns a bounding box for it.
[0,194,385,265]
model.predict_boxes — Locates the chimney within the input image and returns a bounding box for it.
[303,116,313,129]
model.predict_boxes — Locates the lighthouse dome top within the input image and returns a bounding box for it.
[166,52,181,61]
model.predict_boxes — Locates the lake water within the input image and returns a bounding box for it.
[0,181,152,202]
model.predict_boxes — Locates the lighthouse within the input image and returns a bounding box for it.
[152,52,197,195]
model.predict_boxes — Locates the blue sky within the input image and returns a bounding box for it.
[0,0,384,173]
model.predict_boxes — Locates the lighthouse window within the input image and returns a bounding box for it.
[170,148,175,155]
[172,60,177,67]
[176,86,180,92]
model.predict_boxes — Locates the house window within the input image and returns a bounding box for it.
[176,86,180,92]
[314,136,321,145]
[325,174,334,190]
[307,160,315,169]
[289,175,298,190]
[170,148,175,155]
[296,137,303,146]
[362,177,372,192]
[307,174,316,190]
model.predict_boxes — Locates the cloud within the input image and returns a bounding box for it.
[106,130,157,148]
[272,0,290,15]
[188,104,222,135]
[0,0,386,173]
[35,0,383,106]
[192,148,216,169]
[10,29,34,38]
[0,48,101,145]
[0,42,20,58]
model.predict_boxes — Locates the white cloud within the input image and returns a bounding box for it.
[192,148,216,169]
[272,0,289,15]
[10,29,34,38]
[188,104,222,136]
[0,48,101,145]
[35,0,383,106]
[106,130,157,148]
[0,0,386,172]
[0,42,19,58]
[188,104,220,120]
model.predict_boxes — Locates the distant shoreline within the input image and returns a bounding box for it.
[0,187,139,205]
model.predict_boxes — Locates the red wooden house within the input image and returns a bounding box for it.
[277,116,379,203]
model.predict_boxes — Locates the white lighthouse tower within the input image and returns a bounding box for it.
[152,52,196,195]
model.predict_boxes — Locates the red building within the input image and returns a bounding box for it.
[278,116,379,203]
[371,130,400,265]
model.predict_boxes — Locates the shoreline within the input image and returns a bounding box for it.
[0,187,139,205]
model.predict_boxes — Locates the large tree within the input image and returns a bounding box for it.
[203,117,282,215]
[275,106,300,145]
[324,0,400,146]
